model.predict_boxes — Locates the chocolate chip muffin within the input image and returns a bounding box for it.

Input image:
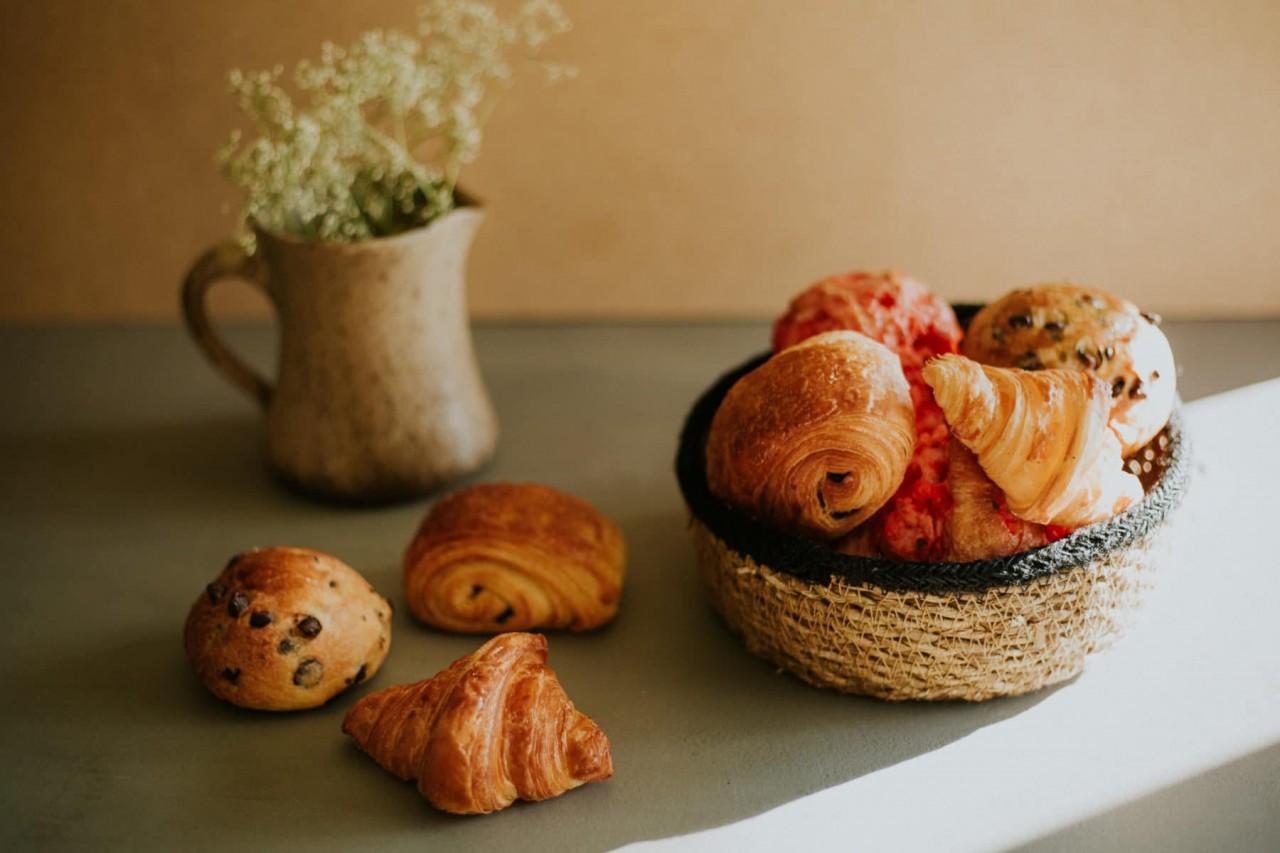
[184,547,392,711]
[961,282,1176,456]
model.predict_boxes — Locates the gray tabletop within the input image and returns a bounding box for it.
[2,320,1278,851]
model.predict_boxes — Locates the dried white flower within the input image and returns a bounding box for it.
[218,0,573,246]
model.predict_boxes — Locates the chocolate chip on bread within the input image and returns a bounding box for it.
[184,547,392,711]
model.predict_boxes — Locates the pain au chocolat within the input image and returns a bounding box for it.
[704,330,915,540]
[403,483,625,633]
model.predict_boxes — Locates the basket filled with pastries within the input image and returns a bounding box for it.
[676,272,1190,701]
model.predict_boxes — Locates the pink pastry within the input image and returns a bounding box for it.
[774,271,963,561]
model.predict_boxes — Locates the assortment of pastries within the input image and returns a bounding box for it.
[182,272,1177,816]
[184,485,621,815]
[712,275,1177,562]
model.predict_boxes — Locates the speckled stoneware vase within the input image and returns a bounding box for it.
[182,202,498,503]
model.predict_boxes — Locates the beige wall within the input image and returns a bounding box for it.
[2,0,1278,322]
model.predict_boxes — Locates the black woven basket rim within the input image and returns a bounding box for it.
[675,343,1191,595]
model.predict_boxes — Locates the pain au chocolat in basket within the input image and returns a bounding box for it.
[676,272,1189,701]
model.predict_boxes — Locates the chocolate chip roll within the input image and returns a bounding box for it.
[184,547,392,711]
[961,283,1176,456]
[705,330,916,540]
[403,483,625,634]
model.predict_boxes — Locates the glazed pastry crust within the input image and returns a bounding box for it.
[705,331,916,540]
[961,283,1176,456]
[404,483,625,633]
[184,547,392,711]
[922,355,1143,528]
[342,632,613,815]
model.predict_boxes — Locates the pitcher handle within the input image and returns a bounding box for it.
[180,241,274,409]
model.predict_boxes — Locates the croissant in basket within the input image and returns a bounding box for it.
[922,354,1143,528]
[342,632,612,815]
[961,283,1176,456]
[704,330,916,540]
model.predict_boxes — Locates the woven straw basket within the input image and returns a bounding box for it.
[676,348,1190,702]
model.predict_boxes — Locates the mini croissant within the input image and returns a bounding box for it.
[705,331,916,540]
[922,354,1143,528]
[404,483,625,633]
[342,633,613,815]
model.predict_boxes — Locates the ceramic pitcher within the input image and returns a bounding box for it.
[181,203,498,503]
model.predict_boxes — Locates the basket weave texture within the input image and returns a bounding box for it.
[677,349,1190,701]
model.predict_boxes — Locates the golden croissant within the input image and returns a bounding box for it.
[921,354,1143,528]
[404,483,625,633]
[960,282,1177,456]
[342,632,613,815]
[705,331,916,540]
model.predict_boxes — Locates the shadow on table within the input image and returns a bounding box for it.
[1,416,277,517]
[1,414,508,519]
[0,415,466,536]
[1010,741,1280,853]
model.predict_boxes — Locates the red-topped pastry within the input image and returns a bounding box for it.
[772,270,963,363]
[773,271,963,560]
